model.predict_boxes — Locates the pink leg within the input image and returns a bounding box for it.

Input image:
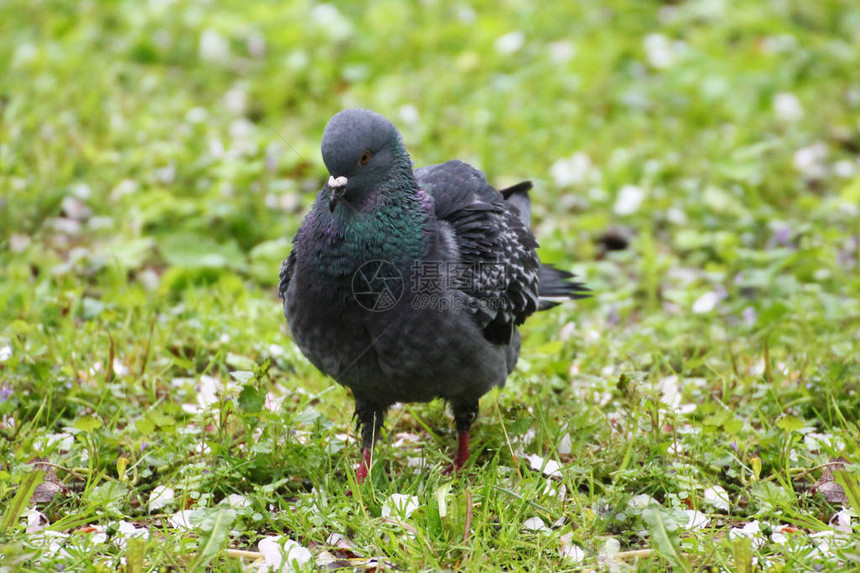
[355,447,373,484]
[442,431,470,474]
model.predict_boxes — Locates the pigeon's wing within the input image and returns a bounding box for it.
[416,160,541,345]
[278,249,296,302]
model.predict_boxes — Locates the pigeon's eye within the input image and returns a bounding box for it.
[359,150,372,166]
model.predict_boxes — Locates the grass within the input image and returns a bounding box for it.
[1,0,860,570]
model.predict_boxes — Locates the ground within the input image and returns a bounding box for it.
[1,0,859,571]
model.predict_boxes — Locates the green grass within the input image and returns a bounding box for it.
[2,0,860,570]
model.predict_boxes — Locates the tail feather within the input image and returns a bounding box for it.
[538,264,590,310]
[501,180,590,309]
[500,181,532,227]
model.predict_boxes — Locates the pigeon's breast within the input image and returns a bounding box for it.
[285,261,514,405]
[284,260,378,383]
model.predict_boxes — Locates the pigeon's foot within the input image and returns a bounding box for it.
[442,431,470,475]
[355,447,373,484]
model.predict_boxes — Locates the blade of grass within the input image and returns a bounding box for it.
[0,471,43,533]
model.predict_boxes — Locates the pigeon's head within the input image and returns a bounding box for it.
[321,109,411,212]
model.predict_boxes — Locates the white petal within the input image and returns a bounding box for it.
[660,375,681,408]
[831,509,853,533]
[247,32,266,58]
[526,454,562,478]
[26,508,49,533]
[117,520,149,540]
[92,531,108,544]
[703,485,730,511]
[258,536,312,571]
[644,34,681,69]
[9,234,30,253]
[613,185,645,216]
[548,41,576,63]
[168,510,195,530]
[112,359,129,377]
[692,291,721,314]
[406,456,429,469]
[523,517,547,531]
[224,86,247,115]
[148,486,175,512]
[601,537,621,556]
[771,528,789,545]
[557,433,572,456]
[560,543,585,563]
[36,432,75,452]
[495,31,525,55]
[258,536,284,571]
[221,493,251,509]
[682,509,709,530]
[199,30,231,63]
[37,531,71,558]
[310,4,354,40]
[793,142,828,179]
[197,375,221,408]
[628,494,660,509]
[833,159,856,178]
[729,521,765,549]
[773,92,804,122]
[550,153,593,187]
[542,480,567,501]
[283,539,313,566]
[399,105,420,126]
[381,494,419,519]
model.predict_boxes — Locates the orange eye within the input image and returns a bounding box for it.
[359,150,372,165]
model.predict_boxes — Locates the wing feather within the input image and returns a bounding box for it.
[416,161,540,344]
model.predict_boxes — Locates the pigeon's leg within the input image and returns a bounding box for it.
[444,402,479,473]
[354,400,385,484]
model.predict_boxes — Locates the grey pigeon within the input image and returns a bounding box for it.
[279,109,588,483]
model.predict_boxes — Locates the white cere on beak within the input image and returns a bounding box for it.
[328,175,348,188]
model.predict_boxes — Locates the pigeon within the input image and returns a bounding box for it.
[279,109,588,483]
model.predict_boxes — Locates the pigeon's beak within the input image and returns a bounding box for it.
[328,175,348,212]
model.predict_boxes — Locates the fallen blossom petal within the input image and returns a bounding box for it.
[830,509,853,533]
[628,494,660,509]
[683,510,709,530]
[773,92,804,122]
[703,485,730,511]
[381,494,419,519]
[495,31,525,55]
[220,493,251,509]
[729,521,765,549]
[542,480,567,502]
[525,454,562,478]
[614,184,645,216]
[148,486,175,512]
[168,510,195,530]
[523,517,547,531]
[557,433,572,456]
[550,152,595,187]
[692,291,721,314]
[559,532,585,563]
[26,508,49,533]
[258,536,312,571]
